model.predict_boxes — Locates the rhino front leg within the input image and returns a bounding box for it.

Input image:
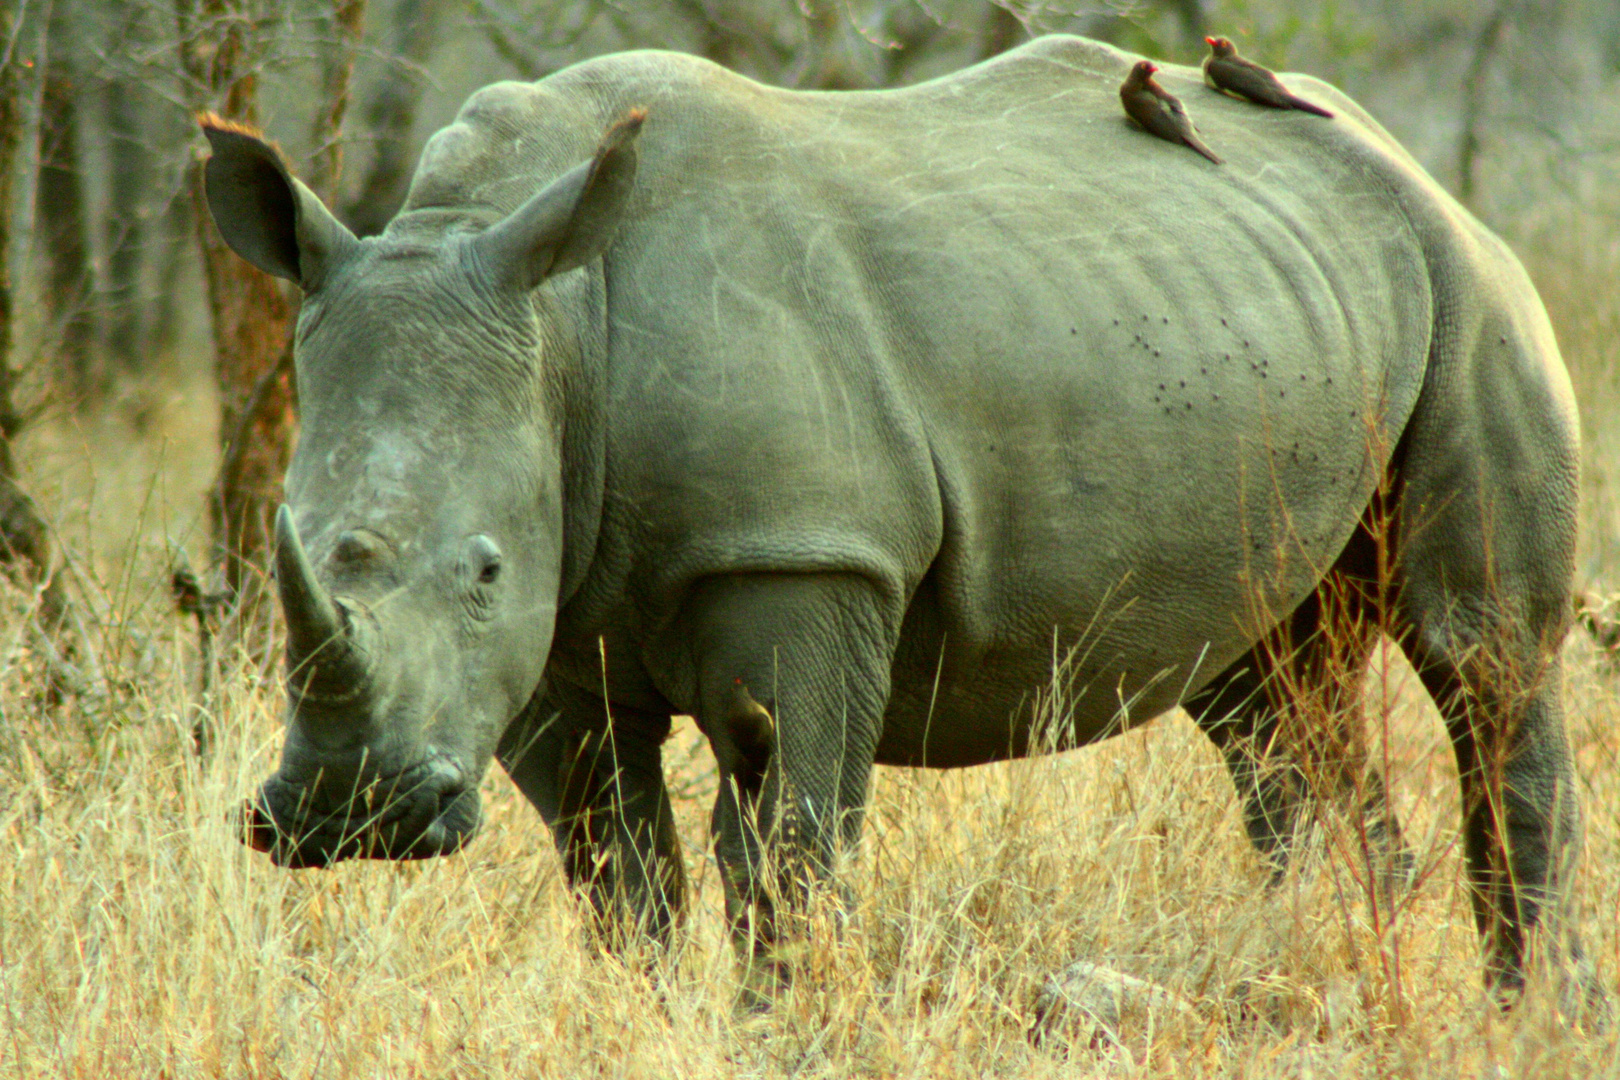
[497,682,688,947]
[672,572,895,1001]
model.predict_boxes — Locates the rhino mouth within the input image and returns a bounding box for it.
[240,755,482,868]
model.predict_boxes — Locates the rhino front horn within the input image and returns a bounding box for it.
[274,505,368,694]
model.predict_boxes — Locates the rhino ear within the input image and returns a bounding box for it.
[200,115,357,290]
[474,108,645,292]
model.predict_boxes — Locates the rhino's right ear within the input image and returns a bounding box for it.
[472,108,646,293]
[200,115,357,290]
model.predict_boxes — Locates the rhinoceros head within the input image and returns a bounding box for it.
[199,111,643,867]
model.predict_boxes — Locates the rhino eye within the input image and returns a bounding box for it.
[479,557,501,585]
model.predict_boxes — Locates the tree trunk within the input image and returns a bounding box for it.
[98,0,154,379]
[145,173,195,361]
[309,0,367,205]
[978,3,1025,62]
[0,3,70,645]
[38,0,98,405]
[340,0,442,236]
[0,4,27,486]
[176,0,294,609]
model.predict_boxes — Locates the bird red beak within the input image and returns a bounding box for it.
[1205,37,1217,46]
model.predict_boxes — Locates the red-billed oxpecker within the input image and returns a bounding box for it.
[1119,60,1223,165]
[1203,37,1334,119]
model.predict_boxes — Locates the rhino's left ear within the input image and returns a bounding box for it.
[474,108,646,292]
[200,114,358,291]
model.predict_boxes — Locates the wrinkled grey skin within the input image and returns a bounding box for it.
[203,37,1584,998]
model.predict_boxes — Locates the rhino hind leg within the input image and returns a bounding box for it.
[1399,626,1585,1000]
[1187,524,1414,896]
[497,683,688,948]
[1377,290,1592,1004]
[1388,537,1591,1003]
[1387,487,1588,1000]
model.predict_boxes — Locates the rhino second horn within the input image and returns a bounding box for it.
[274,505,365,690]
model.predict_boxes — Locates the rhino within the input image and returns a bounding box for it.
[200,36,1587,999]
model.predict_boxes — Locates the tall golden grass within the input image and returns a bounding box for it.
[4,222,1619,1077]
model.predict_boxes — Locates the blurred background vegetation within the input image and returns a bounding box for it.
[1,8,1618,1072]
[0,0,1617,645]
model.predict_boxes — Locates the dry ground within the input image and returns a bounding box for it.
[3,221,1619,1077]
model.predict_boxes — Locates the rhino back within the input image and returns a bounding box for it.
[400,41,1459,760]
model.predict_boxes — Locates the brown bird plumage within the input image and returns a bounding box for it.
[1203,37,1334,119]
[1119,60,1222,165]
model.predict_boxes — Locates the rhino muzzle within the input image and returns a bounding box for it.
[241,754,481,868]
[251,506,483,867]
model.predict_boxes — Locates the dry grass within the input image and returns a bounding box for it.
[8,619,1619,1077]
[5,236,1620,1077]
